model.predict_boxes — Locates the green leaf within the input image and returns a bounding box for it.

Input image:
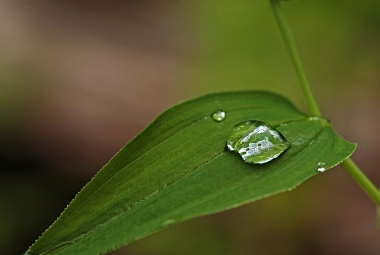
[26,91,356,255]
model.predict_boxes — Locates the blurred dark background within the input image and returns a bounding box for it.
[1,0,380,254]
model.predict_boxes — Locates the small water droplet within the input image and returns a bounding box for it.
[162,219,176,226]
[227,120,290,164]
[212,110,226,122]
[317,162,327,172]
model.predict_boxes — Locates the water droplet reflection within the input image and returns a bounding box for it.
[227,120,290,164]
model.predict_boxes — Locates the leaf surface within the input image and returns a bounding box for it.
[26,91,356,255]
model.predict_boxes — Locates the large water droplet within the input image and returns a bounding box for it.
[317,162,327,172]
[212,110,226,122]
[227,120,290,164]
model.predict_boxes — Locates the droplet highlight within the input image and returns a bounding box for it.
[227,120,290,164]
[317,162,327,172]
[212,110,226,122]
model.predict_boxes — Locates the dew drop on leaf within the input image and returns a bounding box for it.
[226,120,290,164]
[162,219,176,226]
[212,110,226,122]
[317,162,327,172]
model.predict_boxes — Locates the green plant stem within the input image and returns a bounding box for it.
[341,158,380,206]
[269,0,321,117]
[270,0,380,207]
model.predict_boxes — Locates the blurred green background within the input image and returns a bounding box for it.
[1,0,380,254]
